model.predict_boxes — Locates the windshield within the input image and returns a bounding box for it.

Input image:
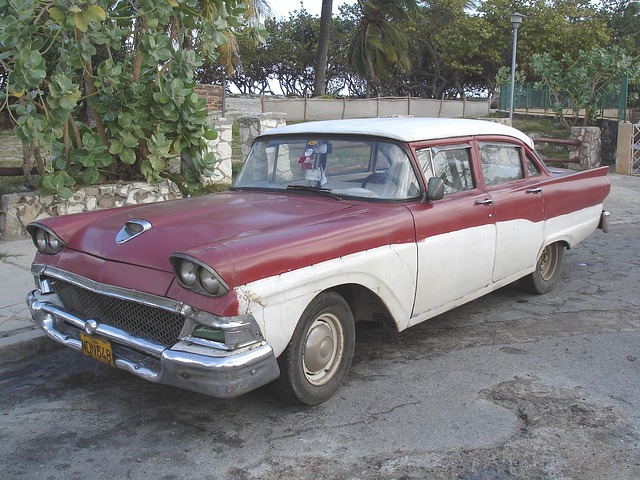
[232,137,421,201]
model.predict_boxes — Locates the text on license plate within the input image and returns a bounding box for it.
[80,333,115,367]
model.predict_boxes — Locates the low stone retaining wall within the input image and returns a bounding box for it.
[237,113,287,158]
[0,180,182,241]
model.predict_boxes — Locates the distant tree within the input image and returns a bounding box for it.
[407,0,484,99]
[532,47,639,125]
[477,0,611,83]
[347,0,418,97]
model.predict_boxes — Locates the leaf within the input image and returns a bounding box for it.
[85,5,106,23]
[55,186,72,199]
[93,152,112,168]
[109,139,124,155]
[120,130,139,148]
[70,149,90,166]
[120,147,136,165]
[59,90,81,110]
[74,12,89,32]
[48,6,65,24]
[80,166,99,185]
[149,154,165,172]
[204,129,218,141]
[167,0,179,6]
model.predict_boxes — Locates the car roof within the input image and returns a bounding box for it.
[259,117,534,148]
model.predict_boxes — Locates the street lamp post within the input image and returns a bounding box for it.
[509,13,525,123]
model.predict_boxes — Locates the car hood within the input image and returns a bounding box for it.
[40,191,415,288]
[50,191,349,269]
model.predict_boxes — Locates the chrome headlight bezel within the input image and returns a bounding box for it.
[170,254,229,298]
[26,223,66,255]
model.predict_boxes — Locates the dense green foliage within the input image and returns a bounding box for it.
[198,0,639,105]
[532,47,638,125]
[0,0,257,198]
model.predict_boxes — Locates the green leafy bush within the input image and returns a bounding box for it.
[0,0,257,198]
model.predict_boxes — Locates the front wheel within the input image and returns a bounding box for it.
[274,291,355,405]
[520,242,565,294]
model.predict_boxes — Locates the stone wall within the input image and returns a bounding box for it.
[205,116,233,184]
[569,126,601,171]
[237,113,287,158]
[0,180,181,241]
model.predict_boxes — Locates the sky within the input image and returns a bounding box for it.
[269,0,357,19]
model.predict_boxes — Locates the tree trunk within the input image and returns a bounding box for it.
[313,0,333,97]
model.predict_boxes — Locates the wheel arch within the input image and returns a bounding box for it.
[330,283,399,331]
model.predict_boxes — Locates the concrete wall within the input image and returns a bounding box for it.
[616,122,633,175]
[262,97,491,122]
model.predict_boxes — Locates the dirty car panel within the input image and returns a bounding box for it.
[26,118,611,405]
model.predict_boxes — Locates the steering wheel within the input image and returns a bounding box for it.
[361,173,386,188]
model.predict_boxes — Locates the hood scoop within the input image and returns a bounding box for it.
[116,219,152,244]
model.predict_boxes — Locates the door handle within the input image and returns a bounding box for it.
[526,187,542,194]
[475,198,494,205]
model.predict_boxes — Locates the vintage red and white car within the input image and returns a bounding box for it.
[27,118,611,405]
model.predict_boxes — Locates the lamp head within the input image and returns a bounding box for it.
[510,13,525,29]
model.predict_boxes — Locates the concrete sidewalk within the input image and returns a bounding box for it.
[1,172,639,366]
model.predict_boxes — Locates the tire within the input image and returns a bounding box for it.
[520,242,565,295]
[274,291,355,406]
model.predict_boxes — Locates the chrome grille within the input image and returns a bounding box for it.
[49,278,185,347]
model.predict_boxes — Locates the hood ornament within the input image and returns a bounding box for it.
[116,219,152,244]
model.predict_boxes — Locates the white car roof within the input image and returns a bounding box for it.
[259,117,534,148]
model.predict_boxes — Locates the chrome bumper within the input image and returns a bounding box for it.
[27,289,280,398]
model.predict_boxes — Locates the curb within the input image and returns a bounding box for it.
[0,327,63,366]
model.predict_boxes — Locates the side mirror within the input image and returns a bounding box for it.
[427,177,444,201]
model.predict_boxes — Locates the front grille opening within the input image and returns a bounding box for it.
[49,277,185,347]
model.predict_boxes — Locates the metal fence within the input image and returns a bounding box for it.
[500,78,627,120]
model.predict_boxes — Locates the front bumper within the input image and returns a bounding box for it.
[27,288,280,398]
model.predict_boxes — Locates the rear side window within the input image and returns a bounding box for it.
[479,143,523,186]
[417,144,474,195]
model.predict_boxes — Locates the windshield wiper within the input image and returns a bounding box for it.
[286,184,341,200]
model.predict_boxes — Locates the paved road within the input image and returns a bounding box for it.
[1,175,639,479]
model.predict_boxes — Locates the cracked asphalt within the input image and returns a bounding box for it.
[1,174,639,479]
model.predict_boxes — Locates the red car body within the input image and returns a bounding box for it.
[27,118,610,404]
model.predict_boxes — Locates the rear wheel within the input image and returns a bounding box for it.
[274,292,355,405]
[520,242,565,294]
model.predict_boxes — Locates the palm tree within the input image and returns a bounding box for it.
[347,0,417,97]
[313,0,333,97]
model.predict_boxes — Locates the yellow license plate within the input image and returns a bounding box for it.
[80,333,115,367]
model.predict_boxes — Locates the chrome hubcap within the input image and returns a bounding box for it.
[303,313,344,386]
[539,245,558,281]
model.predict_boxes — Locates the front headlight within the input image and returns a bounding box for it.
[171,254,229,298]
[27,224,66,255]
